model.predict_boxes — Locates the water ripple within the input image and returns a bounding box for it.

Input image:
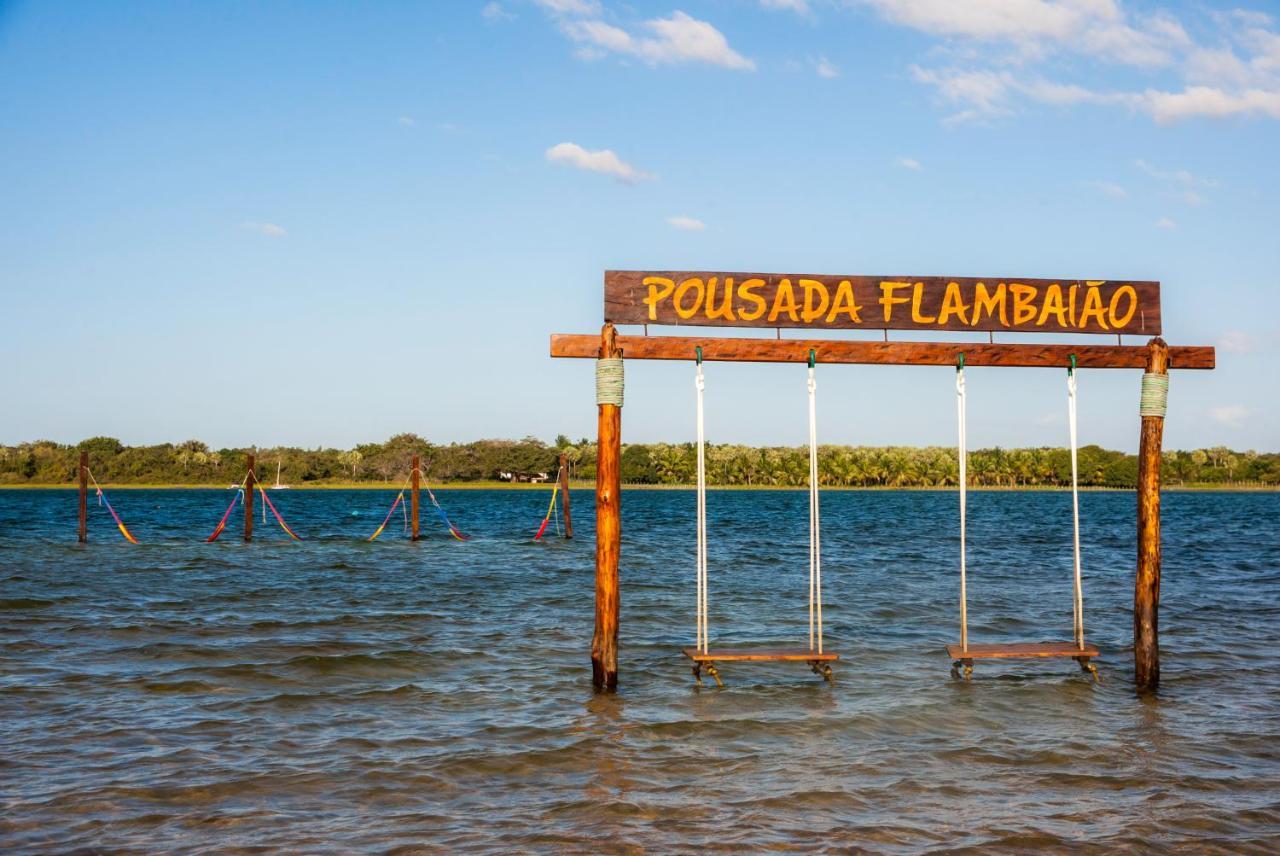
[1,488,1277,853]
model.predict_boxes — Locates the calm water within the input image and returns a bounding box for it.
[2,488,1278,853]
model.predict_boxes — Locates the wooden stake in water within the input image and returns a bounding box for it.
[78,451,88,543]
[411,454,421,542]
[244,453,255,543]
[559,451,573,540]
[1135,338,1168,691]
[593,324,621,690]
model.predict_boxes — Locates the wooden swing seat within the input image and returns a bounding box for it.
[946,642,1099,660]
[682,647,839,662]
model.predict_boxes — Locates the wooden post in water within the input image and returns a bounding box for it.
[411,454,421,541]
[592,324,622,690]
[78,451,88,543]
[1135,338,1168,691]
[244,453,256,543]
[559,451,573,539]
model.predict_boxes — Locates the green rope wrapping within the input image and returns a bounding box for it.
[596,358,624,407]
[1140,372,1169,418]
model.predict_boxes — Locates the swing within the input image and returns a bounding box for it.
[946,355,1100,681]
[681,348,839,687]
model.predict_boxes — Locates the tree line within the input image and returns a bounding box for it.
[1,435,1276,488]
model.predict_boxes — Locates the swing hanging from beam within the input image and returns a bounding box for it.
[681,348,838,687]
[946,354,1100,681]
[553,270,1215,693]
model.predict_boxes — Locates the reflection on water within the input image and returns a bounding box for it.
[1,488,1278,852]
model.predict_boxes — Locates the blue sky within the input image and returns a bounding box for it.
[1,0,1276,452]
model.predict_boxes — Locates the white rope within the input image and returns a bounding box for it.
[1139,372,1168,418]
[956,363,968,653]
[1068,367,1085,649]
[694,359,709,654]
[807,362,823,654]
[596,358,625,407]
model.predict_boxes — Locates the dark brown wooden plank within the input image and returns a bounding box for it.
[550,333,1215,369]
[411,454,421,542]
[244,453,255,543]
[606,270,1161,335]
[945,642,1100,660]
[78,451,88,543]
[558,451,573,540]
[682,648,840,662]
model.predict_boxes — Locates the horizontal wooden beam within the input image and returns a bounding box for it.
[550,333,1215,369]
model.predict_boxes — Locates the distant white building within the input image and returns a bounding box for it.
[497,470,550,483]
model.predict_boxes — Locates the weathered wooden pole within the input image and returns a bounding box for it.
[411,454,421,541]
[592,324,623,689]
[244,453,256,542]
[559,451,573,539]
[78,451,88,543]
[1135,337,1169,691]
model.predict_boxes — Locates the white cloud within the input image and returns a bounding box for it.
[668,215,706,231]
[1135,159,1216,187]
[862,1,1186,67]
[1133,85,1280,123]
[545,142,653,183]
[815,56,840,78]
[1085,180,1126,198]
[241,221,286,237]
[1186,47,1254,87]
[534,0,600,15]
[761,0,810,14]
[909,66,1016,121]
[1135,158,1215,204]
[908,65,1108,122]
[397,116,416,127]
[859,0,1086,42]
[481,2,515,22]
[871,2,1280,124]
[895,155,922,170]
[1209,404,1249,427]
[1155,217,1176,230]
[1229,10,1274,29]
[1219,331,1258,354]
[1078,16,1185,68]
[561,11,754,70]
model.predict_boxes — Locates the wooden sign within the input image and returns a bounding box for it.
[605,270,1161,335]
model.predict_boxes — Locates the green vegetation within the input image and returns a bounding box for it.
[1,435,1276,489]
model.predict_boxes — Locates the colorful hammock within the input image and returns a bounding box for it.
[424,482,469,541]
[206,491,240,542]
[533,480,560,542]
[258,486,301,540]
[369,490,406,541]
[86,471,139,544]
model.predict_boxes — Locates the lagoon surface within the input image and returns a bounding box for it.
[2,488,1278,853]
